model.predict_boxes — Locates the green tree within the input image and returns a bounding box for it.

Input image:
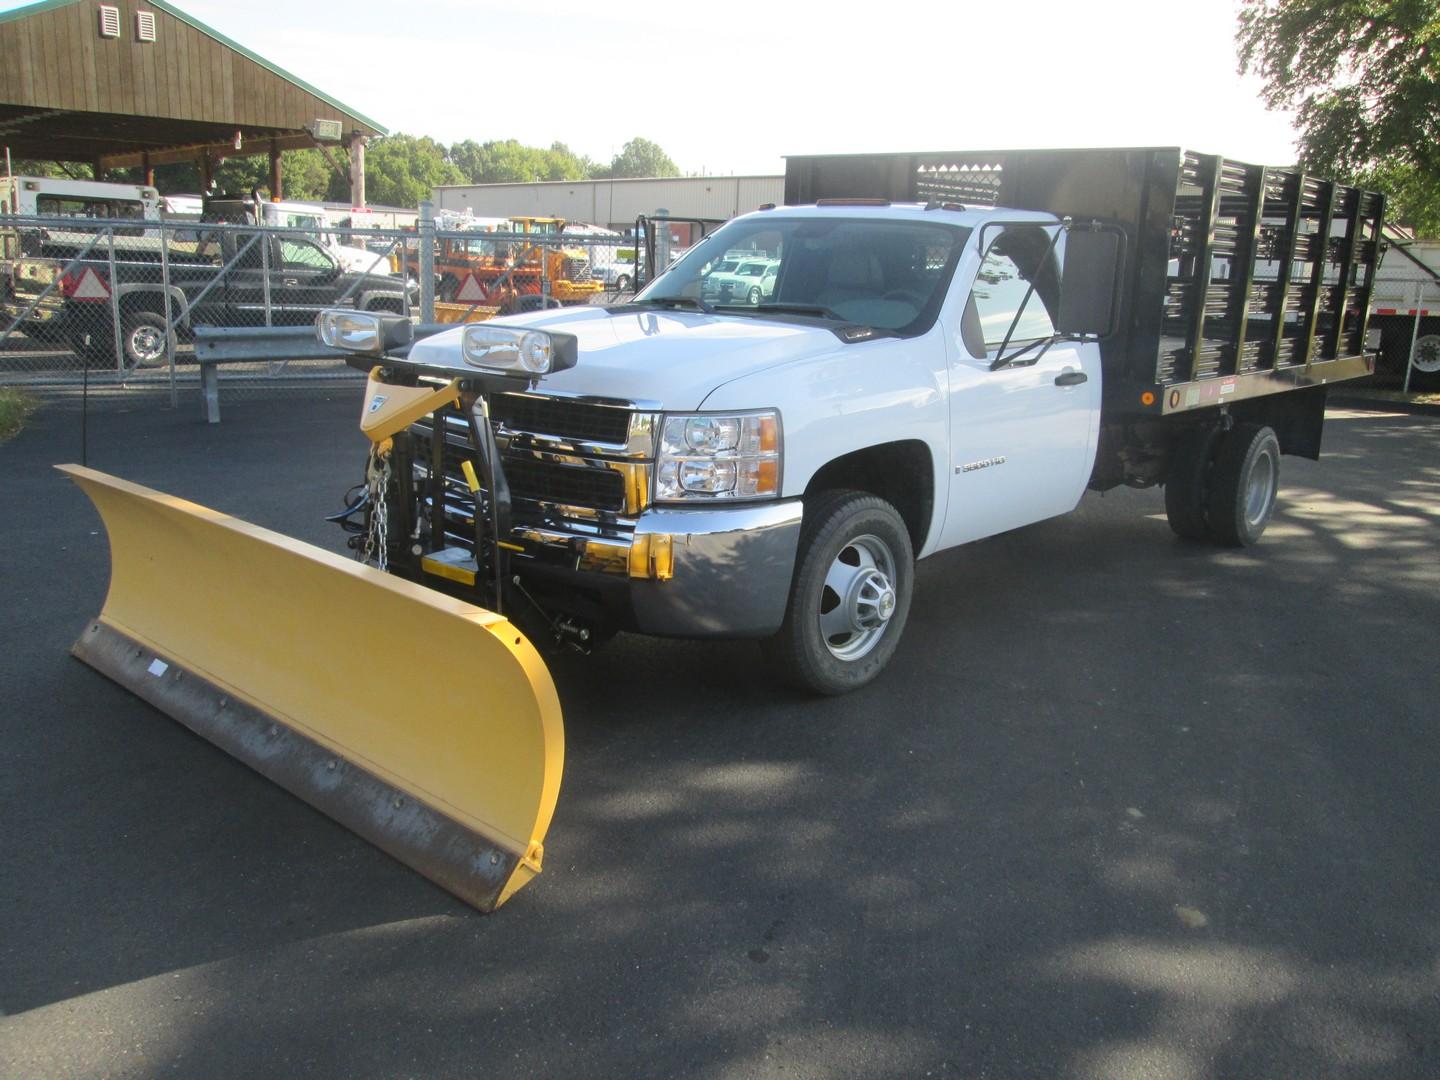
[363,133,463,208]
[1237,0,1440,231]
[448,139,592,184]
[594,137,680,180]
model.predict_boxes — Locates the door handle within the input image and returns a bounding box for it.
[1054,370,1088,386]
[282,278,298,287]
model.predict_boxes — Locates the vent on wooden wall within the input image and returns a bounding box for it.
[97,5,120,38]
[136,11,157,42]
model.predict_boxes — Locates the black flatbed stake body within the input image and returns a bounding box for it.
[783,147,1384,422]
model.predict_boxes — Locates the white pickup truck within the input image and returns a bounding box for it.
[325,147,1381,693]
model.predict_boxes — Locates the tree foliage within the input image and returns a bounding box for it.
[363,134,463,208]
[448,139,593,184]
[1237,0,1440,231]
[594,137,681,179]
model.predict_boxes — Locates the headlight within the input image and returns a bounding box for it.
[656,410,781,501]
[316,309,382,352]
[462,326,558,375]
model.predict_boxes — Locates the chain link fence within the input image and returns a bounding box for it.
[1,210,642,411]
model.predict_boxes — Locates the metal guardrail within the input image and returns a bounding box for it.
[192,323,455,422]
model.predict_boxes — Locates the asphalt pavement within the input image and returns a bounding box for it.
[1,394,1437,1079]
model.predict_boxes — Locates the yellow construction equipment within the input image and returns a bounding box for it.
[60,464,563,912]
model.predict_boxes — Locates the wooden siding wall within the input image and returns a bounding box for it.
[0,0,370,133]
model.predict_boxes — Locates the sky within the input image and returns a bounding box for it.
[2,0,1300,173]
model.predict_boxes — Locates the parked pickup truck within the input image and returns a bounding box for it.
[13,224,413,367]
[327,147,1382,694]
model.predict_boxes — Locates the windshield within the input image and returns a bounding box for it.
[639,215,970,334]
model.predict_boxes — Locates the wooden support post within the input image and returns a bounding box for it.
[199,152,213,193]
[269,140,282,201]
[143,153,154,187]
[350,135,367,209]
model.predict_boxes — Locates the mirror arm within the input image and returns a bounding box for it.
[991,217,1068,369]
[991,335,1056,371]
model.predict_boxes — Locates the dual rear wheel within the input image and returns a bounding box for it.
[1165,422,1281,546]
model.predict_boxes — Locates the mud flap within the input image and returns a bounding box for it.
[59,465,563,912]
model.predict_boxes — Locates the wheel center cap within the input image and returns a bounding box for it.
[850,569,896,628]
[877,589,896,621]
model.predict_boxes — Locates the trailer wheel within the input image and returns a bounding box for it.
[1164,426,1219,541]
[1409,328,1440,390]
[1206,423,1281,547]
[767,491,914,695]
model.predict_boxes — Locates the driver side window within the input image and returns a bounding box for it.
[280,238,333,271]
[964,228,1058,355]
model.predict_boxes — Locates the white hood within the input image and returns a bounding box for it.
[406,305,845,411]
[334,244,392,275]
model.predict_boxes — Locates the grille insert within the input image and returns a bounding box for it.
[490,394,631,444]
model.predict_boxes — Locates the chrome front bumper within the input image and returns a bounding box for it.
[513,499,804,638]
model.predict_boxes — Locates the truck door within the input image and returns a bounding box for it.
[940,225,1101,547]
[214,229,268,326]
[274,236,343,324]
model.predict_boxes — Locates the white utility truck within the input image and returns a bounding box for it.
[0,174,160,220]
[204,194,393,276]
[320,147,1383,694]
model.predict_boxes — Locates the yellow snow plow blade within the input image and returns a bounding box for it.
[59,464,562,912]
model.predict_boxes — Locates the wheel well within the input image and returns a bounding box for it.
[365,297,405,313]
[804,440,933,552]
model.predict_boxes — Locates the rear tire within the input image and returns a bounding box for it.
[1206,423,1281,547]
[767,491,914,695]
[1164,426,1219,541]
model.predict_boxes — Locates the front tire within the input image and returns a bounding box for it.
[1206,423,1280,547]
[768,491,914,695]
[615,274,631,292]
[747,286,761,305]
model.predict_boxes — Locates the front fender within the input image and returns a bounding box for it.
[697,328,950,555]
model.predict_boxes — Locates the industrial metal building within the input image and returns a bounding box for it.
[432,175,785,233]
[0,0,383,203]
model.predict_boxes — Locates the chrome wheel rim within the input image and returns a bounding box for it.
[1244,444,1278,528]
[818,533,898,661]
[128,324,165,364]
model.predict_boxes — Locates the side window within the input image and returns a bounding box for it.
[280,238,334,270]
[966,227,1059,352]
